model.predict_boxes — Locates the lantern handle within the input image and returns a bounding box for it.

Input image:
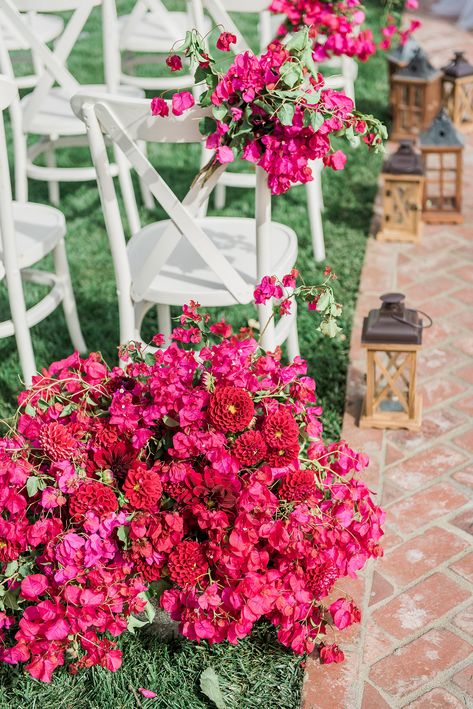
[391,309,433,330]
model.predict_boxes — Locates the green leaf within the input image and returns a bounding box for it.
[285,29,308,53]
[316,291,331,312]
[4,560,18,578]
[26,476,40,498]
[310,112,324,132]
[25,403,35,416]
[127,614,149,634]
[320,319,341,338]
[3,589,20,611]
[200,667,226,709]
[280,62,302,88]
[212,104,227,121]
[277,103,295,126]
[116,525,129,546]
[144,599,156,624]
[304,90,321,105]
[199,117,216,137]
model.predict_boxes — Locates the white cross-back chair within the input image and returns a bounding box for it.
[0,3,64,89]
[71,91,300,357]
[0,75,86,386]
[194,0,326,262]
[0,0,145,232]
[117,0,210,92]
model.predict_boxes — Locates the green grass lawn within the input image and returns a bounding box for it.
[0,2,388,706]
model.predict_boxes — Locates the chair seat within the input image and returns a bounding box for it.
[119,11,211,53]
[127,216,298,307]
[2,13,64,50]
[21,84,143,136]
[4,202,66,268]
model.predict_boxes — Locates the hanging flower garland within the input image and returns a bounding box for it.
[0,273,385,682]
[153,28,386,195]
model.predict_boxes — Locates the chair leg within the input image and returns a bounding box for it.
[157,304,172,343]
[46,142,60,205]
[214,182,226,210]
[286,314,300,361]
[137,140,155,210]
[8,272,36,387]
[305,179,326,263]
[54,240,87,354]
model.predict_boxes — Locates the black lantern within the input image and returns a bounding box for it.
[391,48,442,140]
[378,141,424,244]
[420,108,464,223]
[360,293,426,431]
[442,51,473,131]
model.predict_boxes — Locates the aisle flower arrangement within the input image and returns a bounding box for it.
[0,274,384,682]
[155,28,386,195]
[267,0,421,61]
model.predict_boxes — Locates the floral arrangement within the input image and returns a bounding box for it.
[0,273,384,682]
[154,28,386,195]
[268,0,421,62]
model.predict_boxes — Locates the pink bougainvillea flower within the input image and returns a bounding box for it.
[323,150,347,171]
[166,55,183,72]
[216,145,234,164]
[139,688,158,698]
[216,32,237,51]
[171,91,195,116]
[150,97,169,118]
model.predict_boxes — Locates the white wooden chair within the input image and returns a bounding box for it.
[1,4,64,89]
[71,91,300,357]
[0,75,86,386]
[0,0,145,233]
[117,0,211,92]
[196,0,326,261]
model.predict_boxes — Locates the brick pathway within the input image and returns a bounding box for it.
[302,10,473,709]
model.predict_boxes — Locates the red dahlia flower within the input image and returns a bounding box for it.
[267,442,300,467]
[263,410,299,448]
[305,560,338,598]
[278,469,318,502]
[208,386,255,433]
[39,422,76,462]
[232,430,267,467]
[69,481,118,518]
[168,540,208,586]
[123,463,162,510]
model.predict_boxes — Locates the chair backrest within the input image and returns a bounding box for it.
[118,0,183,49]
[200,0,272,54]
[71,91,266,322]
[0,0,119,132]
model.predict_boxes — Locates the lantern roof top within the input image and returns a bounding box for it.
[395,48,440,81]
[382,141,424,175]
[362,293,423,346]
[443,51,473,78]
[386,36,420,66]
[420,108,464,147]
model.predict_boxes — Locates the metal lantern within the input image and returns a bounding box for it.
[360,293,428,431]
[386,37,420,106]
[420,108,464,224]
[391,48,442,140]
[442,51,473,132]
[378,141,424,244]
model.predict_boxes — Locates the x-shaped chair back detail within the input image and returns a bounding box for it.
[72,93,260,312]
[0,0,116,133]
[118,0,183,51]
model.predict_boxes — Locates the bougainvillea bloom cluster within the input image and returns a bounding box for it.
[0,292,384,681]
[153,29,386,195]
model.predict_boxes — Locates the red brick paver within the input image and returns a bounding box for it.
[302,9,473,709]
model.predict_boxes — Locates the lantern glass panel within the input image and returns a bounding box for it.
[372,351,414,414]
[384,180,420,234]
[424,151,459,212]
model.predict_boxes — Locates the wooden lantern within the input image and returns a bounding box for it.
[360,293,424,431]
[391,48,442,141]
[386,37,420,107]
[420,108,464,224]
[378,141,424,244]
[442,51,473,132]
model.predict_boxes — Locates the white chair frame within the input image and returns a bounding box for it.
[195,0,326,262]
[0,4,64,89]
[71,91,300,357]
[0,75,86,386]
[0,0,145,232]
[117,0,207,92]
